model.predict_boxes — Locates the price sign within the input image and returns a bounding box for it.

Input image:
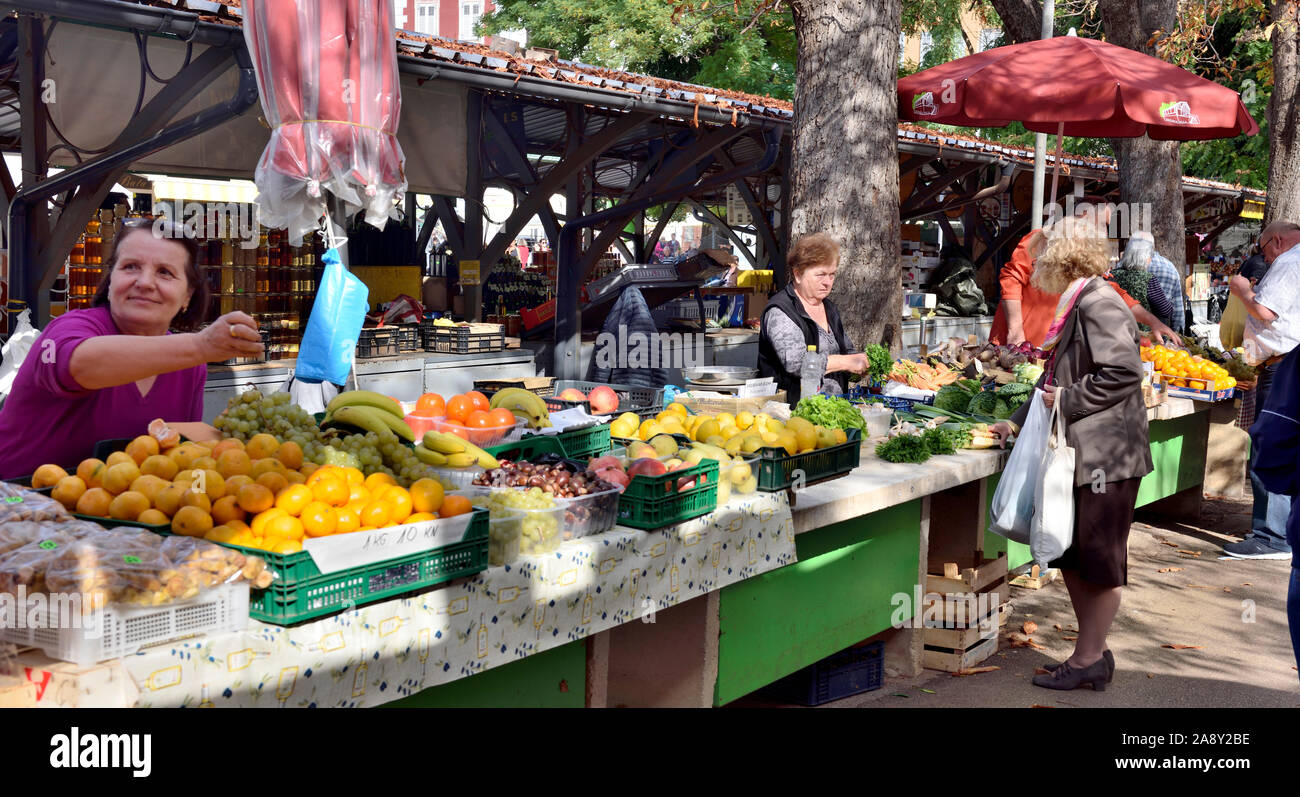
[460,259,481,287]
[302,514,474,574]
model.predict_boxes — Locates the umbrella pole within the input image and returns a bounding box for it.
[1048,121,1064,223]
[1030,0,1056,230]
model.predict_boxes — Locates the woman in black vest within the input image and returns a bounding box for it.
[757,232,869,404]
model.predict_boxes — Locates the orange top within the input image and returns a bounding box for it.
[989,231,1138,347]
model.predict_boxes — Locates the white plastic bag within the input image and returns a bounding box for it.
[1031,402,1076,567]
[0,310,39,400]
[988,391,1050,544]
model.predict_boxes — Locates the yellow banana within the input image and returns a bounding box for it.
[423,431,467,455]
[374,411,415,443]
[489,388,551,429]
[444,453,477,468]
[326,390,405,420]
[412,444,449,466]
[329,406,400,440]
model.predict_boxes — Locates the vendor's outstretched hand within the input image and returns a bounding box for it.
[990,421,1015,449]
[196,311,264,362]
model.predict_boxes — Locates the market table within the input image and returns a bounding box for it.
[0,399,1214,708]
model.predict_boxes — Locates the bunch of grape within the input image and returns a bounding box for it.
[313,431,435,487]
[470,487,560,556]
[213,390,324,455]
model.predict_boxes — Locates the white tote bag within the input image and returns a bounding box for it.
[1031,401,1076,567]
[988,391,1051,544]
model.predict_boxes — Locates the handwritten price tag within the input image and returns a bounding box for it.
[302,514,474,574]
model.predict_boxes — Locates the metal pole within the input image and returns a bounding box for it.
[1030,0,1055,230]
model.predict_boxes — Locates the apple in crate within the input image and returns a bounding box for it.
[627,458,668,478]
[626,441,658,460]
[558,388,587,402]
[588,385,620,414]
[670,460,701,492]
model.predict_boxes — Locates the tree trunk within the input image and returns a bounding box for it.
[789,0,902,350]
[1265,1,1300,227]
[1099,0,1187,273]
[986,0,1042,45]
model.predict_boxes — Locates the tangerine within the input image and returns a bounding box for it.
[211,495,246,526]
[153,484,187,517]
[51,475,88,510]
[32,464,69,489]
[439,494,472,518]
[102,462,142,496]
[359,501,392,528]
[340,467,365,487]
[276,441,304,470]
[180,489,212,514]
[171,505,214,538]
[129,474,169,506]
[237,483,275,514]
[140,454,179,481]
[446,394,474,424]
[275,484,314,516]
[364,472,397,493]
[264,514,305,542]
[335,505,362,534]
[416,392,446,416]
[75,487,113,517]
[250,507,288,536]
[216,449,253,479]
[487,408,517,429]
[382,487,414,523]
[137,509,170,526]
[76,459,107,488]
[310,474,350,507]
[105,451,135,469]
[466,391,490,412]
[245,433,280,461]
[300,502,338,537]
[211,438,245,459]
[409,479,445,514]
[256,471,290,496]
[109,491,151,521]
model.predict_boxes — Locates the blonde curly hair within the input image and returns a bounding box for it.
[1029,215,1113,295]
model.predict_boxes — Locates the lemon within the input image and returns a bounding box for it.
[736,411,754,430]
[694,419,720,442]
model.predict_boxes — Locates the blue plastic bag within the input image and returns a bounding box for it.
[295,248,368,386]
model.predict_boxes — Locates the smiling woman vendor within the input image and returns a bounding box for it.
[0,219,264,479]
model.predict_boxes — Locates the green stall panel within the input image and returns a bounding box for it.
[980,472,1033,570]
[1137,412,1209,508]
[714,500,922,706]
[383,640,586,708]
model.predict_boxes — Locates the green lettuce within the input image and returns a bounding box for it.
[793,394,866,431]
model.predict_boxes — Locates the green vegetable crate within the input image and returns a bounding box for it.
[486,434,568,461]
[756,428,862,491]
[522,422,612,461]
[617,459,718,530]
[229,508,489,625]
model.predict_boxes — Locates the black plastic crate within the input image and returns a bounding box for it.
[544,380,664,416]
[357,328,398,359]
[421,321,505,354]
[394,323,421,352]
[762,641,884,706]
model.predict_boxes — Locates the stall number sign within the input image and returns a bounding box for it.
[460,259,481,286]
[303,514,474,574]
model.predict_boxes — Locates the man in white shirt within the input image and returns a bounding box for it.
[1226,221,1300,559]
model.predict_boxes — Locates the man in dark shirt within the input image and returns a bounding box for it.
[1241,242,1269,284]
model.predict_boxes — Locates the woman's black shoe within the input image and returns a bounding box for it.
[1045,649,1115,683]
[1032,656,1109,692]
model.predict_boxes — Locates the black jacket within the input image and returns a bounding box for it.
[757,284,853,405]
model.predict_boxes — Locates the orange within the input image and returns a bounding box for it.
[335,505,362,534]
[191,456,218,472]
[271,539,303,554]
[300,502,338,537]
[265,514,305,542]
[245,433,280,461]
[32,464,69,489]
[409,479,445,514]
[153,484,187,517]
[216,449,253,479]
[211,495,247,526]
[486,408,517,429]
[300,462,320,479]
[51,475,88,510]
[416,392,446,416]
[340,467,365,487]
[148,418,181,449]
[171,505,214,537]
[169,442,208,470]
[180,489,212,514]
[465,409,493,430]
[446,394,474,424]
[137,509,170,526]
[407,512,436,523]
[198,469,227,501]
[109,491,151,521]
[140,454,179,481]
[466,391,490,412]
[439,418,469,440]
[76,458,106,489]
[359,501,392,528]
[105,451,136,469]
[364,472,397,493]
[224,474,255,493]
[382,487,413,523]
[255,471,290,496]
[356,526,378,533]
[276,441,304,470]
[310,474,349,507]
[102,462,142,496]
[306,465,341,487]
[285,471,306,486]
[251,458,288,480]
[251,507,288,536]
[439,494,472,518]
[347,484,373,506]
[204,525,238,544]
[129,474,169,506]
[237,483,275,514]
[75,487,113,517]
[275,484,314,516]
[211,438,245,459]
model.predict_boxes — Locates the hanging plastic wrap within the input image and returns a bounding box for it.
[243,0,407,243]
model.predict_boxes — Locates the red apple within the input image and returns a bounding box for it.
[558,388,588,402]
[627,458,668,478]
[588,385,620,414]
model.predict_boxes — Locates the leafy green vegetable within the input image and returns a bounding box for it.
[922,427,962,456]
[793,394,865,431]
[1013,362,1043,385]
[865,344,892,383]
[874,435,931,464]
[997,382,1033,398]
[967,390,999,416]
[934,383,976,413]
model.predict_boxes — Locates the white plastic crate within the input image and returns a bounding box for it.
[0,582,249,667]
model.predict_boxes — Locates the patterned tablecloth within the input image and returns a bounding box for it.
[4,491,795,708]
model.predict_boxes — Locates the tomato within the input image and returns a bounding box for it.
[446,395,475,423]
[439,419,470,440]
[487,408,517,428]
[466,391,490,412]
[465,410,493,429]
[416,392,446,416]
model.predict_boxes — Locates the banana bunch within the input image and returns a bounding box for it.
[488,388,552,429]
[416,431,499,469]
[320,390,415,442]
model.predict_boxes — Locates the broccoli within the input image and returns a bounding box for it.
[967,390,1000,416]
[934,384,975,413]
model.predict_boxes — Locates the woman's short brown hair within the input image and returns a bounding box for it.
[91,218,208,331]
[787,232,840,277]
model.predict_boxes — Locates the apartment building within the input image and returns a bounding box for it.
[392,0,496,43]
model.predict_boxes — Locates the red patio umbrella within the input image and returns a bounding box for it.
[243,0,407,244]
[898,34,1258,140]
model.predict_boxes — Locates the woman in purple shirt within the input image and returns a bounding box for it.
[0,219,264,479]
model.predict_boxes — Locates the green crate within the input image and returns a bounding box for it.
[5,477,51,496]
[755,428,862,491]
[245,508,489,625]
[73,513,171,533]
[525,423,612,461]
[485,435,568,462]
[617,459,718,530]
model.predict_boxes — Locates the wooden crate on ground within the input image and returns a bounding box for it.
[922,553,1010,672]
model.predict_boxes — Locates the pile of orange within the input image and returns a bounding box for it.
[420,390,517,445]
[1141,345,1238,391]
